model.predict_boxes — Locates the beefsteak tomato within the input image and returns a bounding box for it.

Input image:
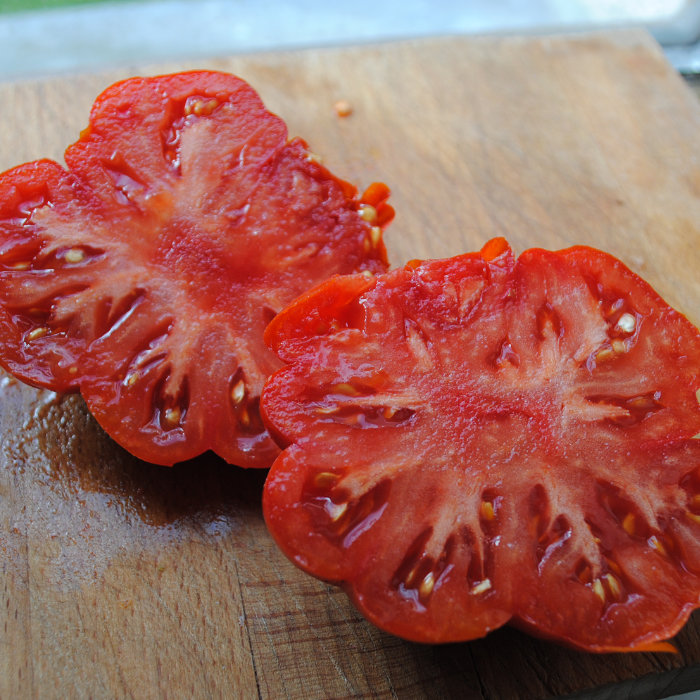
[0,71,391,467]
[262,238,700,650]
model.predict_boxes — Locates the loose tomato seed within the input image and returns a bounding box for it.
[334,100,353,117]
[370,226,382,248]
[611,339,626,354]
[8,261,29,270]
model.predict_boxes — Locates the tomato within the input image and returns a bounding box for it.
[261,238,700,650]
[0,71,391,467]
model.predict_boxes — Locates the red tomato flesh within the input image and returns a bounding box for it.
[0,71,391,467]
[262,238,700,650]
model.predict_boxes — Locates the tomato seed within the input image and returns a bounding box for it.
[648,535,667,556]
[604,573,622,600]
[305,151,323,164]
[358,204,377,223]
[615,312,636,334]
[622,513,636,536]
[230,379,246,405]
[334,100,353,117]
[326,501,347,522]
[418,571,435,600]
[480,501,496,521]
[611,339,626,354]
[64,248,85,264]
[163,407,181,428]
[25,327,48,341]
[313,472,339,489]
[470,579,492,596]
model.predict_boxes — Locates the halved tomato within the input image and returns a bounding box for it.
[0,71,392,467]
[261,238,700,650]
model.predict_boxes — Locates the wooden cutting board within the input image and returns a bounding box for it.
[1,30,699,700]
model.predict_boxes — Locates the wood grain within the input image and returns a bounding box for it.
[0,30,699,699]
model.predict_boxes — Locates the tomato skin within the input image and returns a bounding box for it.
[0,71,391,467]
[261,239,700,649]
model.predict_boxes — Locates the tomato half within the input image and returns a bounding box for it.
[0,71,391,467]
[261,238,700,650]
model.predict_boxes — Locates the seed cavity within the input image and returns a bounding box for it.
[536,302,563,340]
[490,337,520,369]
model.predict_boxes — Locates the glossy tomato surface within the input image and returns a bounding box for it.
[0,71,391,466]
[262,238,700,650]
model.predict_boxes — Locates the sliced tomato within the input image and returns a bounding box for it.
[261,238,700,650]
[0,71,392,467]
